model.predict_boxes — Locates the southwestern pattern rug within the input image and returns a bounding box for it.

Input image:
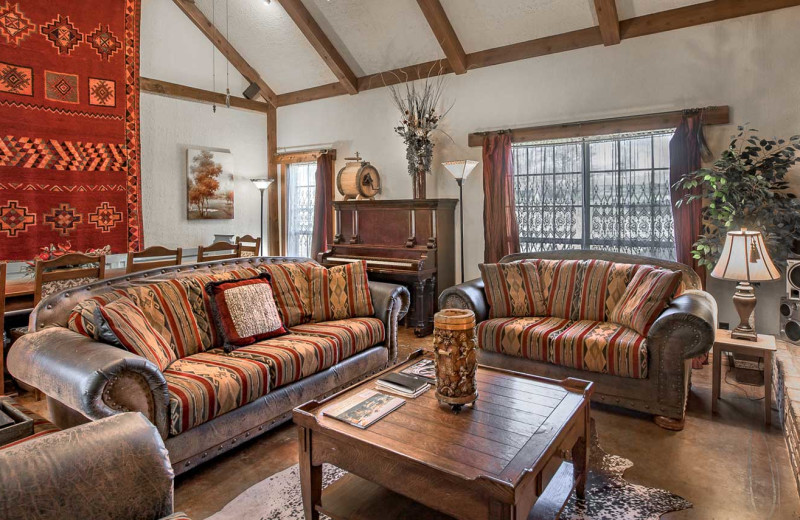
[0,0,142,260]
[206,423,691,520]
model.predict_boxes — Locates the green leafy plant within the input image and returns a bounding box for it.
[675,125,800,270]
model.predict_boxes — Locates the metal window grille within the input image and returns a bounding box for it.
[286,161,316,258]
[512,130,676,260]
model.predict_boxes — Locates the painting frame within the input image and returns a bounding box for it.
[186,148,235,220]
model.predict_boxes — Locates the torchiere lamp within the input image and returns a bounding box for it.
[250,178,274,256]
[443,160,478,283]
[711,228,780,340]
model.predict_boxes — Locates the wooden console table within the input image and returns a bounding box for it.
[293,352,593,520]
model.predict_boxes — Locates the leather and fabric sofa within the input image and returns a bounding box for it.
[0,411,188,520]
[439,251,716,430]
[8,256,409,474]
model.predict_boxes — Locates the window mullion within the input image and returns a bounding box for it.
[582,139,590,250]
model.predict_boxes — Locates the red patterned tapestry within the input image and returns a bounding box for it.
[0,0,142,260]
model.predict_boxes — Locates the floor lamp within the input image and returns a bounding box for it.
[443,160,478,283]
[250,178,274,256]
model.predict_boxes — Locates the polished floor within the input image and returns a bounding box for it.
[21,328,800,519]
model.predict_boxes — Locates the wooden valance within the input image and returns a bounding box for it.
[467,106,730,147]
[273,149,336,164]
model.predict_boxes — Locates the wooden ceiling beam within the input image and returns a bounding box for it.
[276,0,800,107]
[593,0,621,46]
[415,0,467,74]
[140,77,270,113]
[277,0,359,95]
[172,0,277,107]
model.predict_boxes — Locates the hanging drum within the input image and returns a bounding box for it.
[336,152,381,201]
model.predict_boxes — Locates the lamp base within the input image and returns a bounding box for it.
[731,281,758,341]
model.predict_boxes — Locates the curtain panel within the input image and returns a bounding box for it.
[482,134,520,263]
[311,152,334,260]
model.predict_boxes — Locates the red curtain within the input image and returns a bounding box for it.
[483,134,520,263]
[669,111,710,369]
[311,152,334,260]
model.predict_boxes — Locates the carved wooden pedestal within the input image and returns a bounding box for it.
[433,309,478,412]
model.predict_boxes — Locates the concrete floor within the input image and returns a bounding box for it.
[169,328,800,520]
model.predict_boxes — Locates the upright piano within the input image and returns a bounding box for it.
[318,199,457,336]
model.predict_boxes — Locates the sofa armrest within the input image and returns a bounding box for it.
[369,281,410,362]
[7,327,170,439]
[648,291,716,360]
[438,278,489,323]
[0,412,175,520]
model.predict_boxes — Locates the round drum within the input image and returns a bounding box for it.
[336,160,381,200]
[433,309,478,411]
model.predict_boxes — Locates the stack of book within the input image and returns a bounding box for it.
[376,372,430,398]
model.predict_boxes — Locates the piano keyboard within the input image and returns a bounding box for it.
[327,257,416,268]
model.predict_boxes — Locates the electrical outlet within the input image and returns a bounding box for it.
[719,322,730,330]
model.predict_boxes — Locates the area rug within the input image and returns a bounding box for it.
[0,0,143,260]
[206,423,691,520]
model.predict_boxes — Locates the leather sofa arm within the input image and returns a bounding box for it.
[7,327,170,439]
[438,278,489,323]
[648,290,717,360]
[0,412,175,520]
[369,281,410,362]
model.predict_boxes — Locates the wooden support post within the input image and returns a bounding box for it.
[267,104,279,256]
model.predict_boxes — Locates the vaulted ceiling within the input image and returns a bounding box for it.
[161,0,800,108]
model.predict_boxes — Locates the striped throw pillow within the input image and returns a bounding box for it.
[309,261,374,322]
[608,266,682,336]
[95,298,177,371]
[257,262,316,326]
[480,262,546,318]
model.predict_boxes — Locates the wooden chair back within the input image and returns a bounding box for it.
[197,242,242,262]
[34,253,106,305]
[126,246,183,273]
[236,235,261,257]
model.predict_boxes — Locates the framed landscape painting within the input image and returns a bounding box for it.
[187,148,235,220]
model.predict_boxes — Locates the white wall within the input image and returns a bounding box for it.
[278,8,800,334]
[139,0,267,250]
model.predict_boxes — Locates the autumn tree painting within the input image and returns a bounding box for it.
[187,149,235,220]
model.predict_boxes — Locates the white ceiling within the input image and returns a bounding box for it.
[167,0,718,96]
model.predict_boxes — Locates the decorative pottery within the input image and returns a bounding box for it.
[433,308,478,412]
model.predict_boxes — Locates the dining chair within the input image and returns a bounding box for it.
[34,253,106,305]
[126,246,183,273]
[196,242,242,262]
[236,235,261,257]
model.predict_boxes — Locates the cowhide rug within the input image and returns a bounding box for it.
[206,423,691,520]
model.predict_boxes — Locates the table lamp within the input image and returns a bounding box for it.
[711,228,780,340]
[443,160,478,283]
[250,178,274,255]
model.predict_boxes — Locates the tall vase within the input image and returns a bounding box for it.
[412,167,427,200]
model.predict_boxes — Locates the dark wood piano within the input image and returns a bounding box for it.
[318,199,457,336]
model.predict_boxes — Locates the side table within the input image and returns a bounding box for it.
[711,329,776,425]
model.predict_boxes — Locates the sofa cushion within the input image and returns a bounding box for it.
[531,259,641,321]
[206,273,288,351]
[609,266,682,336]
[68,289,129,339]
[478,317,648,378]
[164,352,271,435]
[308,261,374,322]
[480,262,546,318]
[249,262,316,326]
[95,298,177,371]
[289,318,385,359]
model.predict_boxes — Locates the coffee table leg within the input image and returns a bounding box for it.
[298,426,322,520]
[573,403,590,499]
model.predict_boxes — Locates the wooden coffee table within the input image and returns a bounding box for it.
[293,351,593,520]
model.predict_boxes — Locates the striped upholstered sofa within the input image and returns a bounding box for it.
[439,251,716,431]
[8,256,409,474]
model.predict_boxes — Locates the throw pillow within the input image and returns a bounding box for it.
[308,261,374,322]
[206,273,288,351]
[480,262,547,318]
[94,297,177,371]
[608,266,682,336]
[256,262,316,326]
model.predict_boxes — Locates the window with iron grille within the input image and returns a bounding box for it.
[286,161,316,258]
[512,130,676,260]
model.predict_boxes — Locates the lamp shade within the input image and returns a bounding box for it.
[250,178,273,191]
[443,160,478,180]
[711,228,780,282]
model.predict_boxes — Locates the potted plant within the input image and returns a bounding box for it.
[676,126,800,270]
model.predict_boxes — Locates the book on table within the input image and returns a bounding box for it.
[322,389,405,429]
[376,372,430,398]
[400,358,435,381]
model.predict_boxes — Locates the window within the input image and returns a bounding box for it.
[286,161,316,258]
[512,130,676,260]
